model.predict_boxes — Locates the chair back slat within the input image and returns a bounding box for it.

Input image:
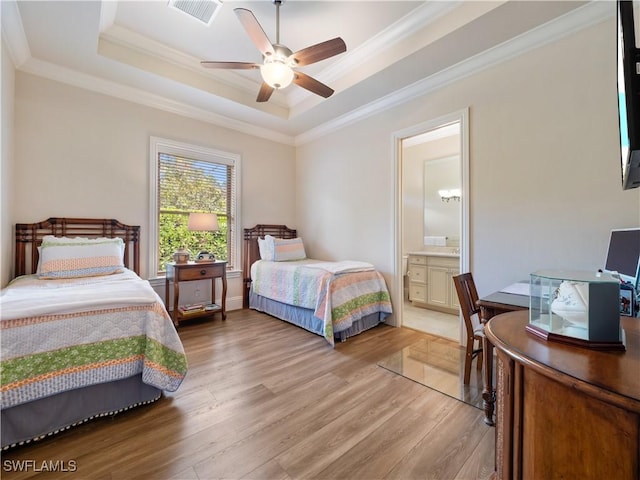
[453,272,484,385]
[453,272,481,338]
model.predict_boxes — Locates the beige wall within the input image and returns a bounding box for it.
[296,16,640,320]
[1,40,16,287]
[10,73,297,304]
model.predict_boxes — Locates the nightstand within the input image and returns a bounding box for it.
[165,261,227,326]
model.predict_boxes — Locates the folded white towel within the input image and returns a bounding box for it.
[304,260,374,274]
[424,236,447,246]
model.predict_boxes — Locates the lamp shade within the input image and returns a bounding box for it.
[188,213,219,231]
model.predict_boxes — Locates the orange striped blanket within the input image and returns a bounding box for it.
[0,270,187,409]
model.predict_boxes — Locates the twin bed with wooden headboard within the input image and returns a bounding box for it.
[242,224,392,345]
[1,218,187,449]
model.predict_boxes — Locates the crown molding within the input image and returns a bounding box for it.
[4,1,611,147]
[19,57,295,146]
[98,0,118,32]
[325,1,461,82]
[1,0,30,67]
[295,1,612,146]
[287,1,460,106]
[99,23,269,102]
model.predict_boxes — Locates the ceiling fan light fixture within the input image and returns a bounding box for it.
[260,60,294,89]
[201,2,346,101]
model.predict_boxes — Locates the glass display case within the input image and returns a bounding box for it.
[527,270,625,350]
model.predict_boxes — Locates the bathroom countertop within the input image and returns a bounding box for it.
[407,251,459,258]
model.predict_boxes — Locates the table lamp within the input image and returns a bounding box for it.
[188,213,219,262]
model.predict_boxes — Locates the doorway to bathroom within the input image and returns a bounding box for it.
[393,109,469,343]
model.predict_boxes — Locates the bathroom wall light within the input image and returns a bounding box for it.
[438,189,461,202]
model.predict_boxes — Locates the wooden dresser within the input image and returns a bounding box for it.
[485,311,640,480]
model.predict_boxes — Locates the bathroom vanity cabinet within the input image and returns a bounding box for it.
[408,253,460,314]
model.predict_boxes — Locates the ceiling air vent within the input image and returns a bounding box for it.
[168,0,222,26]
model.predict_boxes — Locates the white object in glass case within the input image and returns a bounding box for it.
[527,270,624,350]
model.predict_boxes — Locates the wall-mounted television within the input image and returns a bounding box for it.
[618,1,640,189]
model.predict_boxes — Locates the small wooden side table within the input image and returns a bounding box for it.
[165,261,227,326]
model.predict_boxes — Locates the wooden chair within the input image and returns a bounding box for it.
[453,272,484,385]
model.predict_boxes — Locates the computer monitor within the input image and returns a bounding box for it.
[604,227,640,286]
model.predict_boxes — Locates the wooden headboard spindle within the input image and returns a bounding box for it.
[242,224,297,308]
[14,218,141,278]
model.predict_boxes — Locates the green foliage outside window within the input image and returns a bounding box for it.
[158,213,228,271]
[158,153,233,273]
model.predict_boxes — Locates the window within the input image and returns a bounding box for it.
[149,137,241,276]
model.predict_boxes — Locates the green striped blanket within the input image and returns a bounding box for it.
[0,271,187,409]
[251,259,392,345]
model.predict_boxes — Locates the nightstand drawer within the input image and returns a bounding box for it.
[177,264,219,281]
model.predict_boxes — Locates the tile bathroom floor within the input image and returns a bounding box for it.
[402,300,460,342]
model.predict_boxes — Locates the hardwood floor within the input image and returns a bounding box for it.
[1,310,495,480]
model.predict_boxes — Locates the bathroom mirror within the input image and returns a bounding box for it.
[424,155,461,245]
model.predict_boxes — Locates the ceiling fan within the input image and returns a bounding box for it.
[201,0,346,103]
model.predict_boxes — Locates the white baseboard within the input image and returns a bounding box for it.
[226,296,243,311]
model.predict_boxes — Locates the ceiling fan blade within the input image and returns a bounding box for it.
[290,37,346,67]
[256,82,275,103]
[293,72,334,98]
[234,8,275,57]
[200,61,260,70]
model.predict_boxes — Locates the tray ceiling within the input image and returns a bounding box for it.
[2,1,609,144]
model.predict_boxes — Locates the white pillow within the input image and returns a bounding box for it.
[258,236,274,261]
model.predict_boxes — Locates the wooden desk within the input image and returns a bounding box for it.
[485,311,640,479]
[477,292,529,426]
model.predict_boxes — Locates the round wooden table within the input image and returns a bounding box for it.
[485,310,640,480]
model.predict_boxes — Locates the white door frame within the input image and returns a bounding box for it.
[391,108,470,343]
